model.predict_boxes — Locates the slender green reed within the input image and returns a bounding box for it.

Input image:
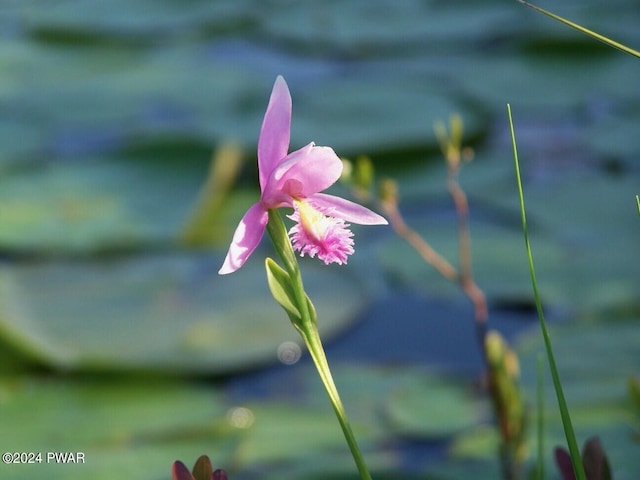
[536,353,545,480]
[517,1,640,59]
[507,104,587,480]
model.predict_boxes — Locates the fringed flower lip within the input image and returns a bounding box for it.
[287,200,355,265]
[219,76,387,275]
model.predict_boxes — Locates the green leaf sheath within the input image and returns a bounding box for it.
[265,257,302,324]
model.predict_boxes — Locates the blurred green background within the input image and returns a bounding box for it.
[0,1,638,479]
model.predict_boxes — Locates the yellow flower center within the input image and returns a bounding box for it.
[295,200,327,242]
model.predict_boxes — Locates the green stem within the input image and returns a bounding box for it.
[508,104,586,480]
[266,209,372,480]
[517,0,640,59]
[301,325,372,480]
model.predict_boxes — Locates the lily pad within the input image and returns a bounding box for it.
[425,459,502,480]
[232,361,487,441]
[384,370,487,438]
[0,372,389,480]
[375,215,563,306]
[293,76,483,155]
[0,161,184,252]
[502,173,638,312]
[0,158,256,253]
[18,0,255,40]
[225,362,492,477]
[260,0,519,55]
[0,253,368,373]
[0,36,269,161]
[581,107,640,165]
[456,53,638,114]
[375,155,640,314]
[240,407,397,480]
[517,316,640,409]
[0,376,233,480]
[230,403,354,466]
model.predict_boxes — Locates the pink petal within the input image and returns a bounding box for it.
[218,203,269,274]
[262,143,343,206]
[258,76,291,192]
[309,193,388,225]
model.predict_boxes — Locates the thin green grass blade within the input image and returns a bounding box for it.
[507,104,587,480]
[517,0,640,59]
[537,352,545,480]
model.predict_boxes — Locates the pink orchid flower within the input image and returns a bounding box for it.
[219,76,387,275]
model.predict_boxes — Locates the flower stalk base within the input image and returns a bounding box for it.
[265,209,372,480]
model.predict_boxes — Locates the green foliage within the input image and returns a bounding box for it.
[509,103,585,480]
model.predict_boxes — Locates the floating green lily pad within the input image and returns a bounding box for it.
[18,0,255,40]
[425,458,502,480]
[231,403,352,466]
[0,376,233,480]
[517,316,640,409]
[375,156,639,314]
[0,368,401,480]
[581,108,640,166]
[375,215,563,305]
[457,53,637,113]
[261,0,518,54]
[504,174,638,312]
[0,253,367,373]
[0,161,182,252]
[294,77,483,155]
[0,159,255,253]
[384,370,487,438]
[275,363,487,440]
[228,363,488,477]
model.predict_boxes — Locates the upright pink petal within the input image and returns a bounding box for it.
[218,203,269,274]
[308,193,388,225]
[258,76,291,191]
[262,143,343,206]
[219,75,388,275]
